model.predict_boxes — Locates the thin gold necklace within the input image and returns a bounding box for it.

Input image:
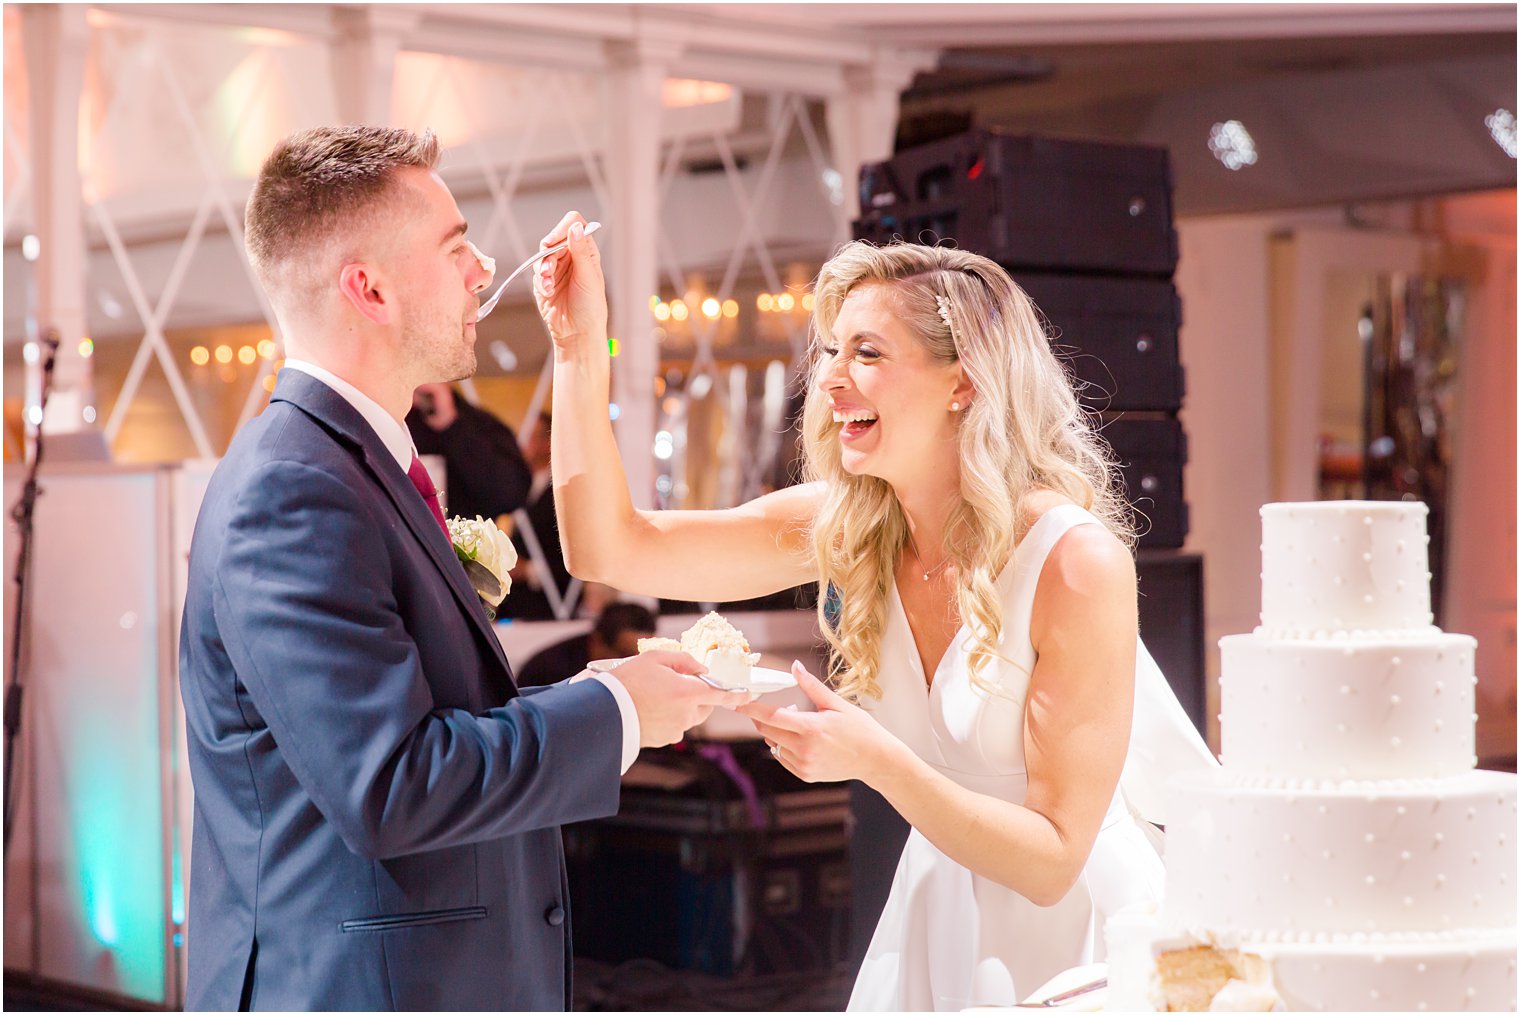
[905,528,951,582]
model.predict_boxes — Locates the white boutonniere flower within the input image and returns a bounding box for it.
[447,515,517,621]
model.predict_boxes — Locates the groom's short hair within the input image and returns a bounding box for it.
[245,125,440,306]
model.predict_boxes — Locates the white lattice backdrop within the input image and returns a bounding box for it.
[7,9,859,619]
[652,92,849,518]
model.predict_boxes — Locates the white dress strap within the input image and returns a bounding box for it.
[1015,504,1100,573]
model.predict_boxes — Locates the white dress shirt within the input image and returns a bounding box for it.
[281,359,640,772]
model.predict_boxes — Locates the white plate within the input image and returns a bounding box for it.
[586,657,797,694]
[743,666,798,694]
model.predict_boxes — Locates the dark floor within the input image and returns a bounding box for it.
[4,962,854,1012]
[4,974,154,1012]
[574,958,854,1011]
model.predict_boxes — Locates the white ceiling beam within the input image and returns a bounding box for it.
[92,3,341,39]
[91,2,1517,55]
[409,2,640,41]
[674,52,846,98]
[402,17,612,70]
[799,3,1518,47]
[633,9,887,65]
[94,3,940,96]
[412,4,887,64]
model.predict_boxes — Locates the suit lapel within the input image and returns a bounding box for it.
[271,371,515,682]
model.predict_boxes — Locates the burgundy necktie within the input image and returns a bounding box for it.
[406,455,450,537]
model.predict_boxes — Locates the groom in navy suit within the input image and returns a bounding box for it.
[179,125,742,1011]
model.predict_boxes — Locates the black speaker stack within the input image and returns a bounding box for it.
[847,129,1209,963]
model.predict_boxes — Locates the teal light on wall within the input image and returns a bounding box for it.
[171,836,185,926]
[81,867,119,946]
[13,467,190,1007]
[69,667,167,1002]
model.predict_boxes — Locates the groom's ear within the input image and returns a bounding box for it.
[337,262,391,325]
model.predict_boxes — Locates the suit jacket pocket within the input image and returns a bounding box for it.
[340,905,487,933]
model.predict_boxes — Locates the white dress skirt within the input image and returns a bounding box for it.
[848,504,1218,1011]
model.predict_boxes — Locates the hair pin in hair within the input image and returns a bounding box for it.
[935,294,955,335]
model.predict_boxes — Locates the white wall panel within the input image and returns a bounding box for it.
[1,464,198,1007]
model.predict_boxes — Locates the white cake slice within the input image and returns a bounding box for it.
[677,612,760,688]
[636,612,760,688]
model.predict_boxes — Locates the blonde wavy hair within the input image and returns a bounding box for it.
[802,241,1135,702]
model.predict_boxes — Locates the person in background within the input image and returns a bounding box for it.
[516,601,657,689]
[407,381,532,522]
[502,413,575,619]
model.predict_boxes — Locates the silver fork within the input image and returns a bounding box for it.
[1012,977,1107,1008]
[475,221,603,321]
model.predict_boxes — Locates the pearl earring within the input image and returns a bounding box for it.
[950,401,961,412]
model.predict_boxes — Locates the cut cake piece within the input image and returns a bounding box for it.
[1153,945,1279,1012]
[637,612,760,688]
[679,612,760,688]
[635,610,760,689]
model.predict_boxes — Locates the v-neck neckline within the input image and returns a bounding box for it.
[888,506,1076,694]
[889,578,960,695]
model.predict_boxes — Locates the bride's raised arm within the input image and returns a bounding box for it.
[532,211,819,603]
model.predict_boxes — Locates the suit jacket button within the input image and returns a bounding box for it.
[545,905,565,927]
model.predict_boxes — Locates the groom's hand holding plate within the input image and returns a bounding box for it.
[598,650,750,748]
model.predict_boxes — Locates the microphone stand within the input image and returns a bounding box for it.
[5,327,61,858]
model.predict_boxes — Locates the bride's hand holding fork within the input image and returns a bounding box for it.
[532,211,608,357]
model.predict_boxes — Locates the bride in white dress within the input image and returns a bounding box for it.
[532,219,1217,1009]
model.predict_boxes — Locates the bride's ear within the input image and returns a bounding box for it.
[951,366,975,412]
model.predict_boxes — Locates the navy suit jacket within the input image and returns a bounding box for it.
[179,370,623,1011]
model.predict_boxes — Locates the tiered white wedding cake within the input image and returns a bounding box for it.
[1109,501,1516,1011]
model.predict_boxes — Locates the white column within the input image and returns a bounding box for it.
[21,4,91,437]
[604,37,684,510]
[825,59,920,224]
[331,8,420,125]
[1444,234,1518,759]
